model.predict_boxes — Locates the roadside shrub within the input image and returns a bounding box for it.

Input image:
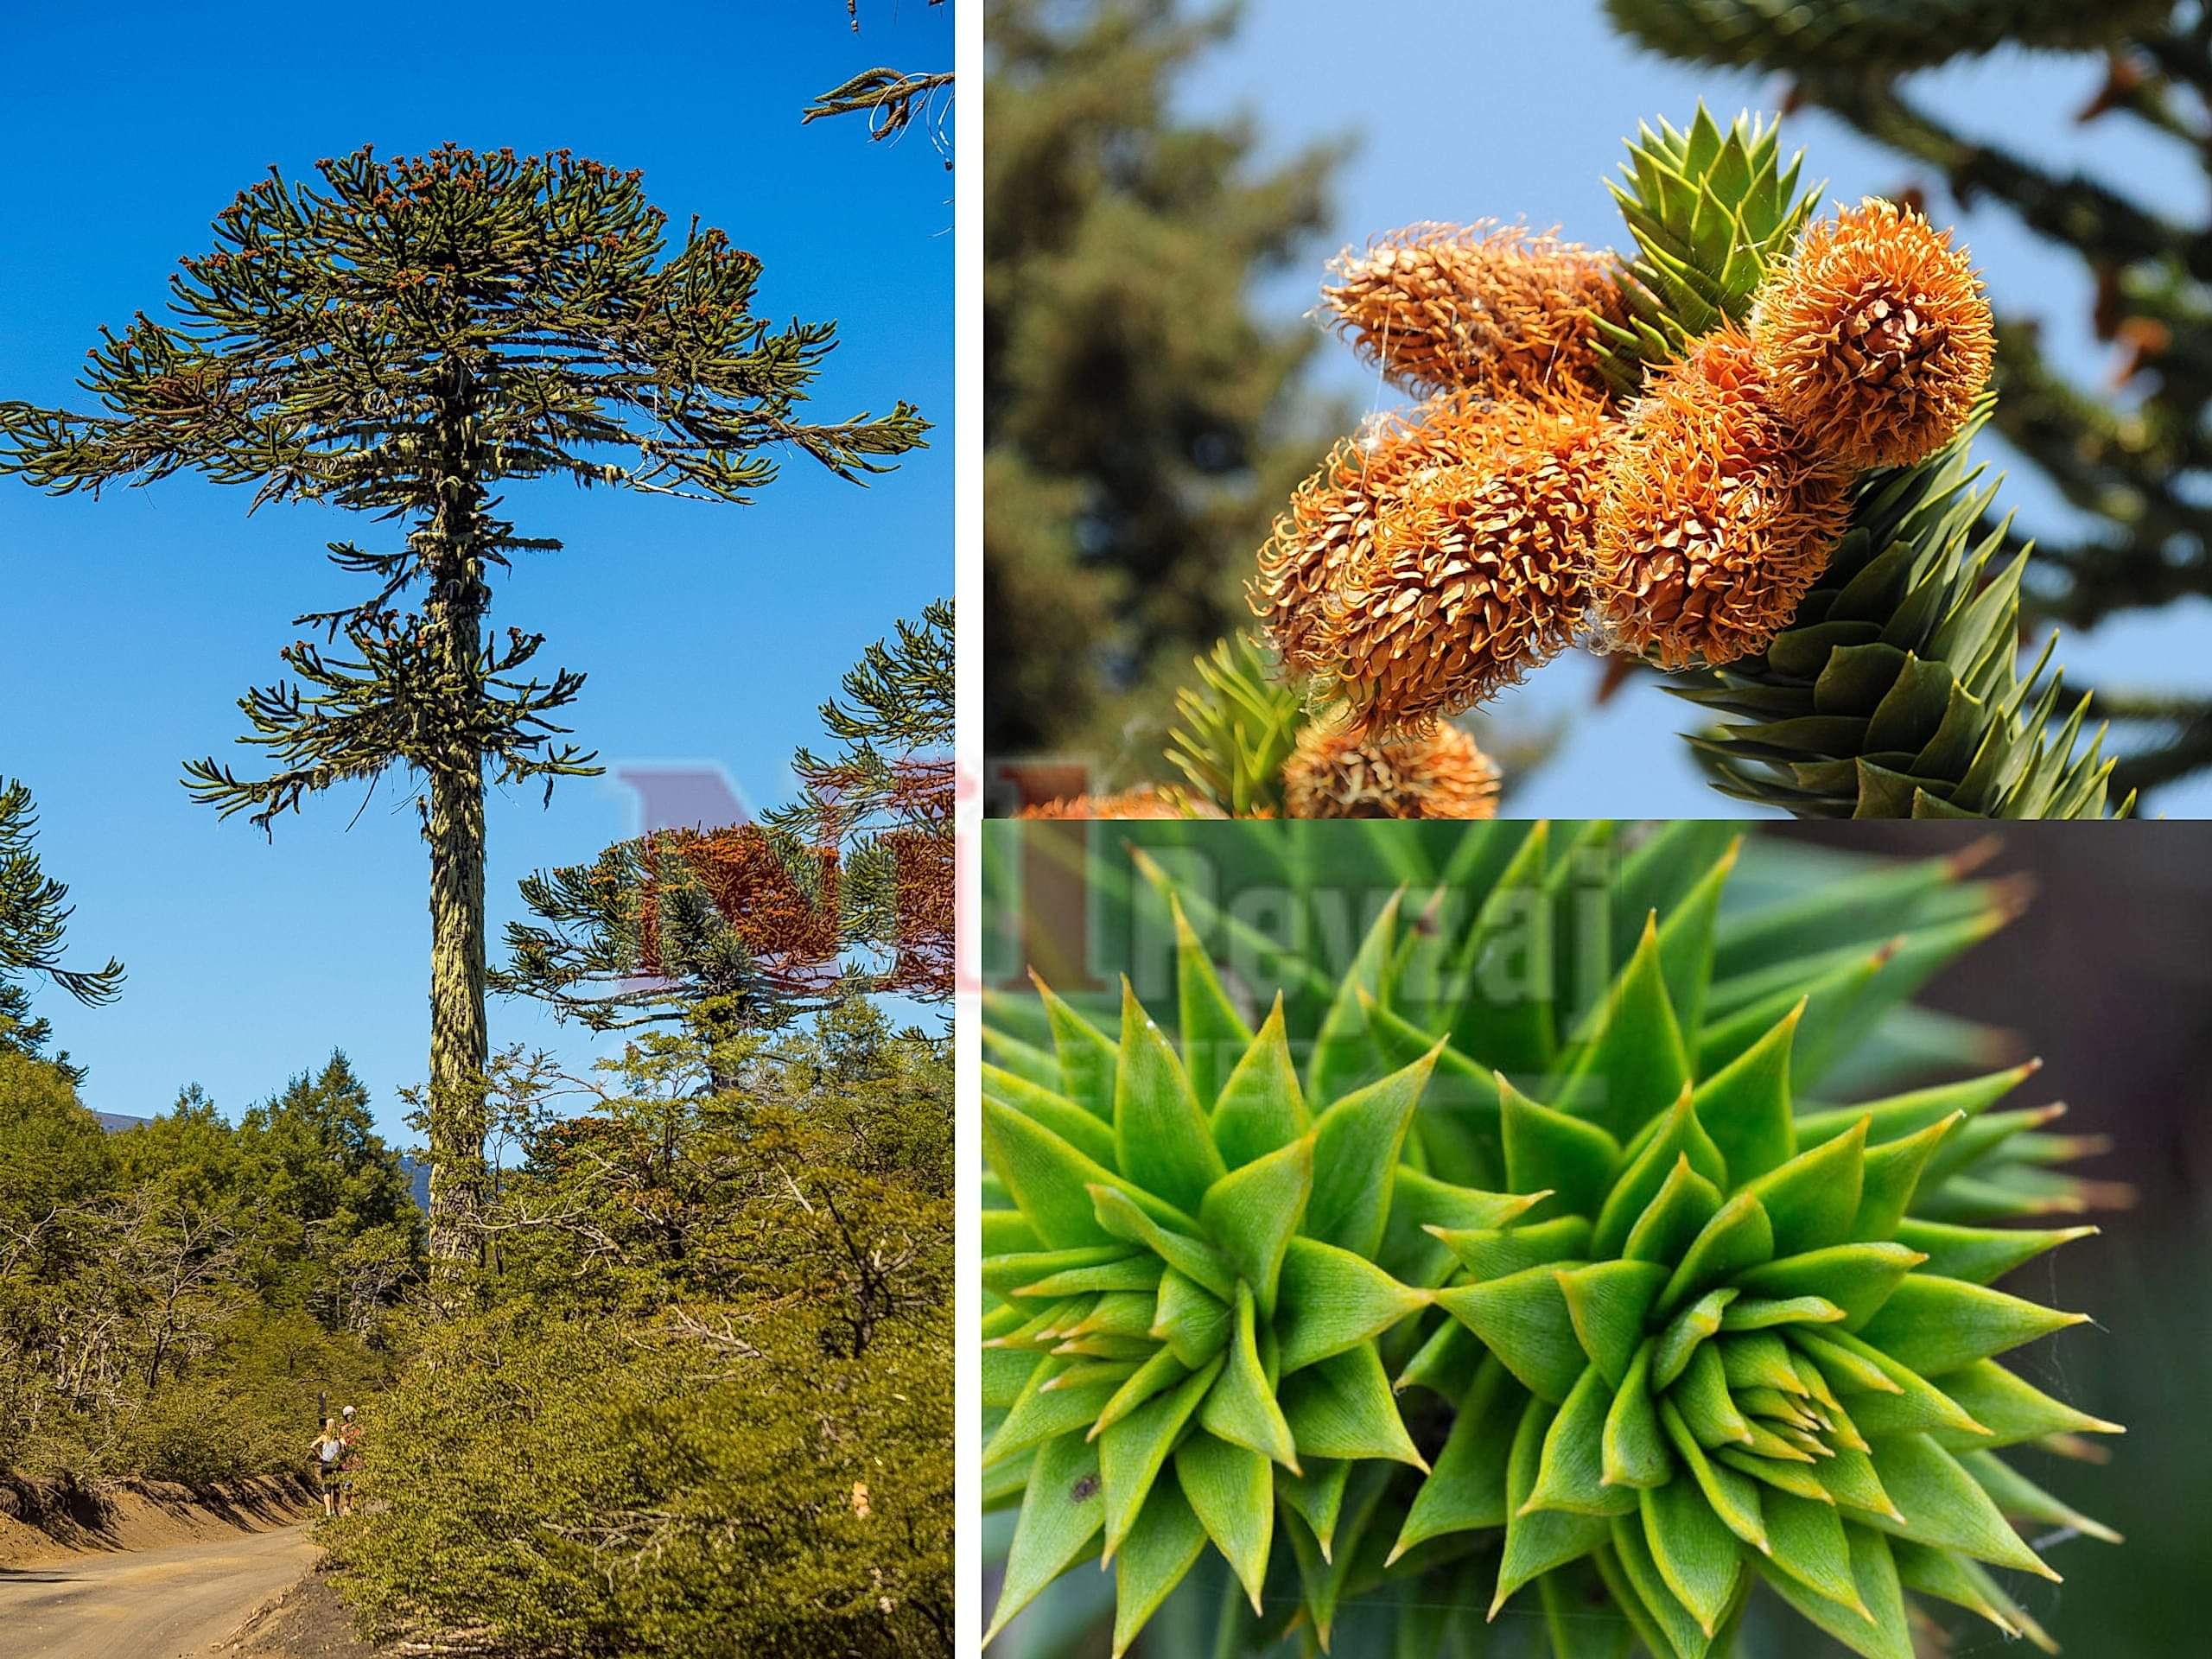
[329,1304,951,1657]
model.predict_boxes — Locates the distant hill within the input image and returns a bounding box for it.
[92,1109,432,1211]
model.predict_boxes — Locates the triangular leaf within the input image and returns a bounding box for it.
[1559,912,1694,1141]
[1173,1431,1273,1615]
[985,1430,1105,1643]
[1658,1192,1775,1316]
[1604,1339,1674,1491]
[1035,972,1117,1121]
[1854,1275,2087,1377]
[1500,1074,1622,1219]
[1306,889,1403,1102]
[1172,893,1253,1110]
[1640,1473,1745,1637]
[1099,1358,1220,1558]
[1280,1344,1426,1469]
[1757,1524,1914,1659]
[1859,1435,2059,1580]
[1559,1258,1669,1387]
[1194,1283,1299,1471]
[1111,1479,1208,1659]
[1740,1118,1867,1257]
[1209,996,1310,1168]
[1762,1490,1866,1613]
[985,1064,1120,1168]
[1492,1392,1611,1617]
[1732,1243,1923,1329]
[1438,1263,1591,1403]
[1149,1270,1230,1370]
[1198,1133,1313,1318]
[1116,978,1227,1214]
[1275,1235,1430,1376]
[1305,1047,1436,1256]
[1528,1361,1637,1517]
[1689,1001,1800,1182]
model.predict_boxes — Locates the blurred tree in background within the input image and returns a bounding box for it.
[985,0,1344,765]
[1608,0,2212,801]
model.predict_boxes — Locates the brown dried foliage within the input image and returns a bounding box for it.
[1592,329,1853,670]
[1322,221,1626,400]
[1306,389,1614,733]
[1283,721,1501,819]
[632,826,840,979]
[882,758,954,996]
[1014,787,1219,821]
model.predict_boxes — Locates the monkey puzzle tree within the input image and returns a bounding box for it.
[495,600,954,1071]
[0,143,929,1271]
[765,594,955,1001]
[0,778,124,1081]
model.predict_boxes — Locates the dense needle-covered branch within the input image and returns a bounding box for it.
[0,779,124,1077]
[181,613,596,830]
[0,145,928,518]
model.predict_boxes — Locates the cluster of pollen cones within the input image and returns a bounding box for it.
[1254,199,1995,734]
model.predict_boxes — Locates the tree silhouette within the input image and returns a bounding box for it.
[0,778,123,1081]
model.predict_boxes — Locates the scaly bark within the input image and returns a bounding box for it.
[422,363,493,1280]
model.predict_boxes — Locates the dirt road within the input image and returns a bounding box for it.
[0,1522,317,1659]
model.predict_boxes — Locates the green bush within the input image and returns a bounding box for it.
[0,1050,415,1488]
[330,1306,951,1657]
[330,1008,954,1656]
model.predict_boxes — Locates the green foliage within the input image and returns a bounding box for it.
[1683,409,2125,817]
[985,0,1342,761]
[982,822,2122,1656]
[0,779,122,1080]
[330,1005,953,1657]
[331,1304,950,1658]
[1162,636,1311,819]
[1,142,931,834]
[1593,110,1815,397]
[0,1049,414,1484]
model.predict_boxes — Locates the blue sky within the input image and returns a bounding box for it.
[1178,0,2212,820]
[0,0,952,1137]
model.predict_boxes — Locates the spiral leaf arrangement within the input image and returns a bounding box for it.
[983,822,2124,1655]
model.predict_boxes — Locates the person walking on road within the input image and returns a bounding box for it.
[338,1405,363,1517]
[309,1418,346,1518]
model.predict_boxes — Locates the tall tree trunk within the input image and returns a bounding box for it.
[423,361,492,1286]
[424,745,488,1278]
